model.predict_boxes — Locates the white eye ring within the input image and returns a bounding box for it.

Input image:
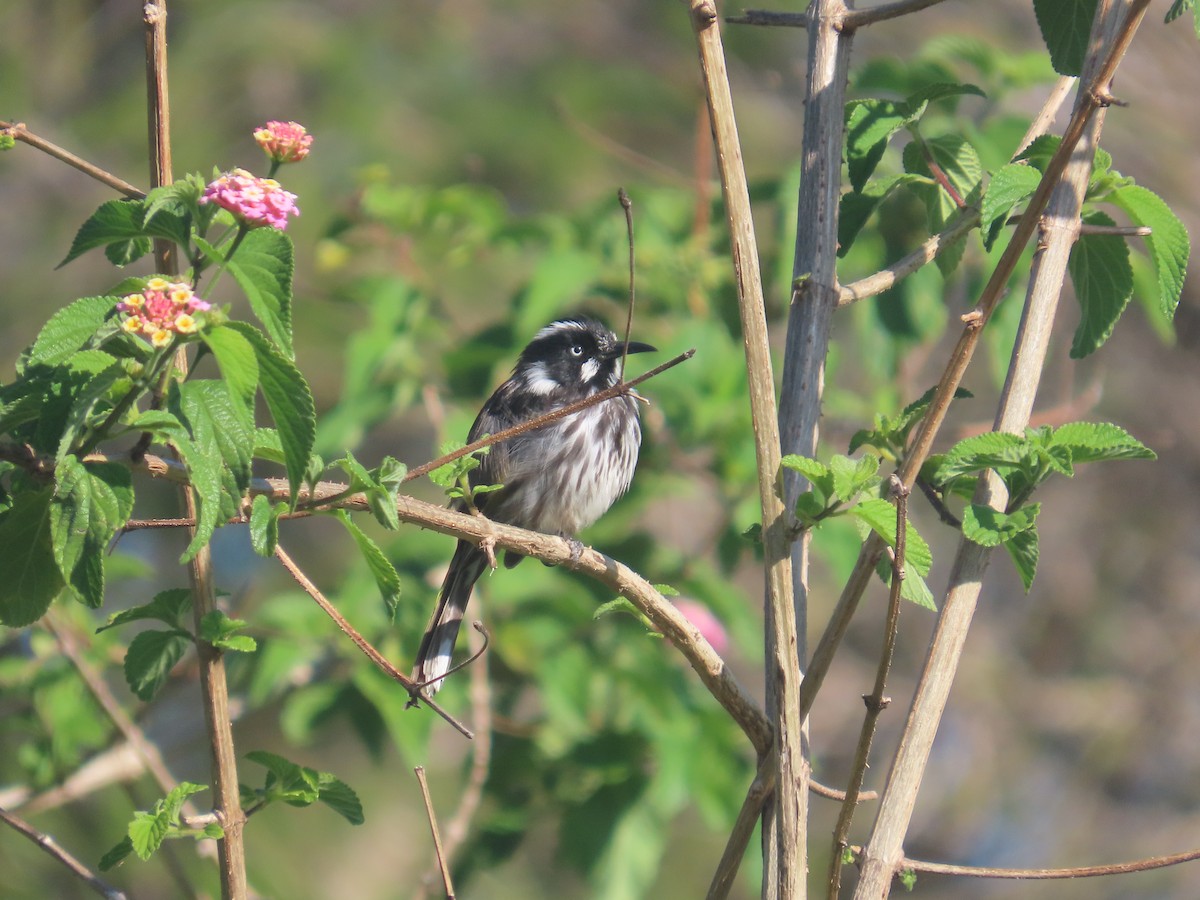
[569,344,585,357]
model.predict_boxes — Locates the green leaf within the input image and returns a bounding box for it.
[245,749,320,807]
[124,629,191,701]
[50,457,133,607]
[594,597,654,630]
[226,323,315,504]
[124,409,189,445]
[981,163,1042,250]
[1068,211,1135,357]
[1004,526,1040,592]
[201,324,260,411]
[199,610,257,653]
[1034,0,1099,75]
[98,836,135,871]
[779,454,830,486]
[1166,0,1196,24]
[837,174,928,256]
[1109,184,1189,320]
[849,497,933,577]
[962,503,1041,547]
[0,488,64,626]
[334,510,402,621]
[874,556,937,611]
[1048,421,1155,464]
[316,773,365,825]
[127,782,208,861]
[59,199,190,268]
[98,588,192,633]
[248,494,284,557]
[178,379,255,492]
[933,431,1030,482]
[904,81,986,109]
[844,99,914,192]
[24,296,117,367]
[220,228,296,357]
[829,454,879,503]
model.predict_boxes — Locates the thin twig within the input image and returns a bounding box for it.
[827,478,909,899]
[0,120,144,198]
[899,845,1200,880]
[842,0,952,29]
[618,187,637,377]
[0,806,128,900]
[272,544,474,739]
[414,767,456,900]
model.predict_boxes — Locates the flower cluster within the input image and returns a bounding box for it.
[201,168,300,230]
[254,120,313,164]
[117,278,211,348]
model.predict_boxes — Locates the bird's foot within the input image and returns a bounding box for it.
[480,535,498,570]
[567,537,586,563]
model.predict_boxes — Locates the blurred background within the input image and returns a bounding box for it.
[1,1,1199,898]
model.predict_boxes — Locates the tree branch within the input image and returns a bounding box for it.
[0,806,127,900]
[899,845,1200,880]
[0,120,145,198]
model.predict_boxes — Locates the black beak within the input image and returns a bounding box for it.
[610,340,657,358]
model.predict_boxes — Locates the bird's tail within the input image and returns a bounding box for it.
[410,540,489,698]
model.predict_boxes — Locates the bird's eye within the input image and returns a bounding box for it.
[569,344,585,357]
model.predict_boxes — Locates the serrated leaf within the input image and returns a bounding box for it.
[246,749,320,806]
[248,494,283,556]
[178,379,255,492]
[933,431,1029,481]
[1005,526,1040,592]
[780,455,830,484]
[334,510,401,621]
[904,81,986,109]
[981,163,1042,250]
[128,811,169,861]
[124,629,191,701]
[59,199,190,268]
[845,99,914,192]
[97,588,192,632]
[226,323,315,504]
[962,502,1041,547]
[24,296,117,367]
[594,597,651,625]
[50,457,133,607]
[200,609,257,653]
[198,229,295,356]
[1034,0,1099,76]
[1166,0,1196,24]
[0,488,64,627]
[54,361,129,462]
[838,173,928,256]
[201,325,260,412]
[902,133,983,218]
[850,497,933,577]
[125,409,189,445]
[1049,421,1155,464]
[1109,184,1189,320]
[874,556,938,611]
[316,773,365,825]
[1068,211,1134,358]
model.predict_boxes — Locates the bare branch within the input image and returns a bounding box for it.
[0,120,144,198]
[272,544,474,740]
[900,845,1200,880]
[842,0,952,29]
[0,806,127,900]
[414,767,456,899]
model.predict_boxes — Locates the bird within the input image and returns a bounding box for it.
[410,316,655,699]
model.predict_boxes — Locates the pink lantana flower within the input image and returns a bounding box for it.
[254,120,313,164]
[673,599,730,657]
[117,278,211,348]
[200,168,300,230]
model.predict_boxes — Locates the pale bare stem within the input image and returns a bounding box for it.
[725,10,808,28]
[682,3,801,897]
[271,544,475,739]
[900,845,1200,880]
[0,806,128,900]
[853,4,1151,897]
[414,767,456,900]
[141,5,246,895]
[707,757,776,900]
[841,0,952,29]
[826,479,909,900]
[0,120,145,198]
[1016,76,1078,154]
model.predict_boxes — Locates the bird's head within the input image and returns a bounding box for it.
[514,317,656,396]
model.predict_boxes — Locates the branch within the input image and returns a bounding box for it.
[900,845,1200,880]
[842,0,952,29]
[827,478,908,899]
[0,806,127,900]
[683,3,803,897]
[0,120,145,198]
[272,544,474,740]
[414,767,456,900]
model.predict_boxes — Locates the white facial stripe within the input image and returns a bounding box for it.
[523,361,558,395]
[580,358,600,383]
[532,320,582,343]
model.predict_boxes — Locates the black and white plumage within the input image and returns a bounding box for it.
[410,317,655,697]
